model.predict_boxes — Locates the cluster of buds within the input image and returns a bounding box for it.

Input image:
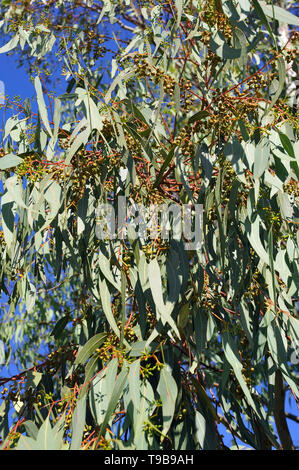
[247,73,268,91]
[243,268,264,301]
[69,149,102,203]
[0,230,6,246]
[101,117,115,140]
[108,151,124,171]
[173,126,194,157]
[133,53,176,96]
[262,206,282,233]
[16,155,46,183]
[285,48,297,63]
[126,131,143,159]
[201,2,233,41]
[284,178,299,197]
[203,50,222,68]
[198,30,211,46]
[141,238,169,260]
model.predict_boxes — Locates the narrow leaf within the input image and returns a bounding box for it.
[157,366,178,437]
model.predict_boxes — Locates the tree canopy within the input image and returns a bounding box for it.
[0,0,298,451]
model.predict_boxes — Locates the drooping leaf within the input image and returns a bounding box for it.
[0,34,19,54]
[50,316,69,340]
[195,410,217,450]
[74,332,107,366]
[278,132,295,159]
[260,1,299,25]
[222,331,259,414]
[34,76,52,137]
[157,366,178,437]
[98,365,128,438]
[0,154,23,170]
[70,394,87,450]
[148,258,180,338]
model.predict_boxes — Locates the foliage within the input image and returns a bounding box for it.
[0,0,298,450]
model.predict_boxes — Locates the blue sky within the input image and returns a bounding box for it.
[0,52,35,102]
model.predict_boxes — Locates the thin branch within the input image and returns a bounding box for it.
[285,412,299,424]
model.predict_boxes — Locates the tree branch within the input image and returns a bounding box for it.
[274,370,295,450]
[285,412,299,424]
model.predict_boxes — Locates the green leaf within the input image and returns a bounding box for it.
[16,435,39,450]
[23,421,39,440]
[1,191,15,248]
[195,410,217,450]
[153,146,175,188]
[278,132,295,159]
[49,97,61,150]
[266,56,285,115]
[134,380,155,449]
[238,120,250,142]
[99,277,122,340]
[31,416,67,450]
[239,301,254,346]
[252,0,277,46]
[65,127,90,165]
[260,1,299,25]
[157,366,178,437]
[193,307,208,358]
[83,91,103,132]
[148,259,166,313]
[222,331,259,415]
[34,76,52,137]
[188,110,209,125]
[148,259,180,338]
[98,250,121,291]
[175,0,182,28]
[0,34,19,54]
[84,354,99,387]
[58,92,78,100]
[0,154,23,170]
[253,138,270,179]
[210,31,243,59]
[5,175,28,209]
[74,332,107,366]
[25,371,42,391]
[290,160,299,181]
[289,316,299,343]
[43,180,62,224]
[129,341,148,357]
[128,359,141,410]
[90,358,118,426]
[98,365,128,438]
[245,214,269,266]
[268,226,277,314]
[70,394,87,450]
[122,99,149,126]
[166,245,182,304]
[224,138,248,182]
[0,340,4,365]
[120,270,127,348]
[190,376,217,420]
[267,320,287,367]
[50,316,69,339]
[177,302,189,330]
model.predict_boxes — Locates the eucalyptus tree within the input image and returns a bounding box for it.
[0,0,298,450]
